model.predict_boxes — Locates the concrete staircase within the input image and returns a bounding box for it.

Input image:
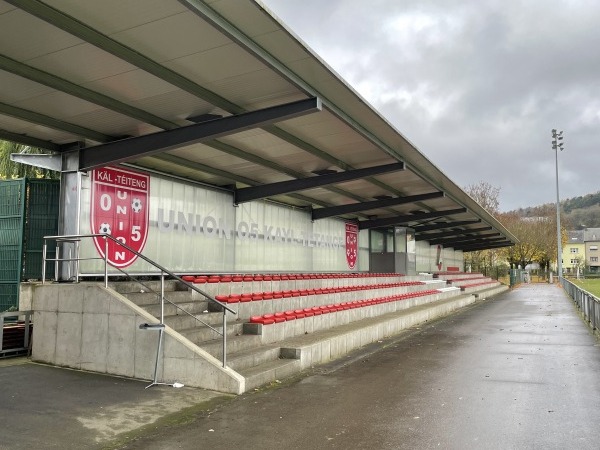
[110,273,508,392]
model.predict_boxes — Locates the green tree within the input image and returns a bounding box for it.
[464,181,500,215]
[0,140,59,179]
[463,181,501,274]
[498,209,565,271]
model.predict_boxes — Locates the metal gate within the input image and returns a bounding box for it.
[0,179,59,311]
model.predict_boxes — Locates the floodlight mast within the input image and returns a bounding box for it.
[551,129,564,280]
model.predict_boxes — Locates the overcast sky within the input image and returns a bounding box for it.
[260,0,599,212]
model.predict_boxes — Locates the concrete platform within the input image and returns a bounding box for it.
[3,283,599,449]
[0,358,229,450]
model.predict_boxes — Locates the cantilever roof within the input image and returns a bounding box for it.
[0,0,516,251]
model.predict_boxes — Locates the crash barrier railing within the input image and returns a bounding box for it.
[41,234,236,373]
[561,278,599,331]
[1,310,32,358]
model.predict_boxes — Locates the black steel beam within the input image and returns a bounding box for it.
[0,129,60,151]
[448,237,509,249]
[234,162,404,204]
[311,191,443,220]
[415,226,493,241]
[206,141,369,205]
[78,98,322,170]
[147,154,334,210]
[0,102,112,143]
[5,0,245,115]
[0,53,176,131]
[427,232,501,246]
[358,208,467,230]
[413,220,481,232]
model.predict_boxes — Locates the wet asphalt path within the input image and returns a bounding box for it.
[122,283,600,450]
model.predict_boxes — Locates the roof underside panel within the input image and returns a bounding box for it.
[0,0,517,250]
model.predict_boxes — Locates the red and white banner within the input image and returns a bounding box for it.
[345,223,358,269]
[90,166,150,267]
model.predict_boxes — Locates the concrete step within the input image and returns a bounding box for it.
[179,322,245,345]
[109,279,187,294]
[201,334,264,358]
[472,284,508,299]
[228,346,282,372]
[200,336,280,371]
[449,277,494,287]
[237,358,302,391]
[462,281,502,293]
[122,290,193,306]
[142,300,211,317]
[233,293,484,392]
[163,311,236,330]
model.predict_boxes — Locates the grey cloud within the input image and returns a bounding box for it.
[262,0,600,211]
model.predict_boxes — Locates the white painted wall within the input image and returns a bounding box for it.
[78,169,356,274]
[76,167,464,275]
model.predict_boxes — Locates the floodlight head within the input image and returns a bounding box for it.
[552,128,557,133]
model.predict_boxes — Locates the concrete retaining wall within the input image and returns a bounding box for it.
[283,294,478,370]
[31,283,244,394]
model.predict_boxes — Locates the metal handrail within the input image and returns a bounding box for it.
[42,233,236,368]
[561,278,599,331]
[110,265,225,336]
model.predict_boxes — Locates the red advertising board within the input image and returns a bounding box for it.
[90,166,150,267]
[345,223,358,269]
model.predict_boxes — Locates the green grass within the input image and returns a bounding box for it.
[571,278,600,297]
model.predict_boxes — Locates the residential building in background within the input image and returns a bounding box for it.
[584,228,600,274]
[563,230,585,275]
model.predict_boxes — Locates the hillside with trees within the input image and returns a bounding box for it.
[510,192,600,229]
[464,182,566,274]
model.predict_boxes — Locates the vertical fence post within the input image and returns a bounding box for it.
[222,308,227,368]
[160,271,165,325]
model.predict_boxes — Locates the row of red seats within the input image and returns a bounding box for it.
[248,290,439,325]
[180,273,405,284]
[213,281,424,303]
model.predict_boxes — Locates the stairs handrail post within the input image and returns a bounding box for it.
[103,236,108,288]
[54,245,59,282]
[160,271,165,325]
[42,239,47,284]
[75,239,80,283]
[222,309,227,368]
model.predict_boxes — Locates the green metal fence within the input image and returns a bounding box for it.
[0,180,25,311]
[0,179,59,311]
[23,180,60,280]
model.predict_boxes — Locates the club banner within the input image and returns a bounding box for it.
[345,223,358,269]
[90,166,150,267]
